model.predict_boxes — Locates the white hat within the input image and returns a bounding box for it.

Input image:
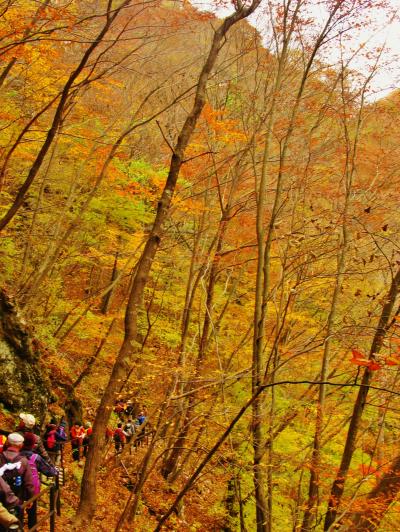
[19,413,36,429]
[7,433,24,446]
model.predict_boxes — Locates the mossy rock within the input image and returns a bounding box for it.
[0,288,51,423]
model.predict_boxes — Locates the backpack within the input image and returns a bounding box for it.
[124,424,134,437]
[57,426,67,440]
[28,454,41,495]
[0,454,23,498]
[113,431,122,443]
[45,430,56,450]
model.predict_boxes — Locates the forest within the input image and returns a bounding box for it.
[0,0,400,530]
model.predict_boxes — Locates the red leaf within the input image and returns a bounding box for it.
[350,349,382,370]
[367,361,382,371]
[350,358,370,367]
[351,349,364,359]
[350,349,371,366]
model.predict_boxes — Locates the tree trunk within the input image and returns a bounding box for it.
[224,475,238,532]
[75,2,261,524]
[301,61,365,530]
[161,210,230,480]
[73,318,116,389]
[341,453,400,531]
[251,3,348,528]
[0,0,51,88]
[0,0,131,231]
[324,267,400,530]
[101,251,119,314]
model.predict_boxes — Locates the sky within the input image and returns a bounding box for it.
[196,0,400,100]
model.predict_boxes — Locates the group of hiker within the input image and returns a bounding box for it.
[113,398,138,420]
[0,406,149,530]
[0,413,92,530]
[0,413,60,531]
[108,409,148,454]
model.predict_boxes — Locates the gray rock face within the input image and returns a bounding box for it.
[0,289,51,421]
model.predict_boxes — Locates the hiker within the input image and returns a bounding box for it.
[55,419,68,465]
[0,501,19,531]
[44,419,67,465]
[0,433,35,505]
[0,439,5,455]
[70,423,85,462]
[57,419,68,442]
[123,420,135,444]
[125,400,134,417]
[20,433,57,529]
[114,400,126,421]
[0,463,21,532]
[16,413,52,464]
[137,411,146,425]
[82,422,92,458]
[43,421,58,463]
[113,423,127,454]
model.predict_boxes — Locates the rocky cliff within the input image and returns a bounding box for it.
[0,289,51,421]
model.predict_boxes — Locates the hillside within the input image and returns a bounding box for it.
[1,1,400,531]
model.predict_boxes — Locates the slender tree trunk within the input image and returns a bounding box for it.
[0,0,51,88]
[75,2,261,524]
[161,160,244,479]
[101,251,119,314]
[161,214,233,480]
[73,318,116,388]
[324,267,400,530]
[224,473,238,532]
[341,453,400,531]
[238,476,247,532]
[251,4,345,527]
[19,137,59,284]
[160,212,210,457]
[0,0,131,231]
[301,64,364,530]
[251,6,300,526]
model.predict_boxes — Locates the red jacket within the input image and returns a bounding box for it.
[70,426,85,443]
[113,428,126,443]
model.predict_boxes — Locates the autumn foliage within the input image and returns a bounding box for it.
[1,0,400,530]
